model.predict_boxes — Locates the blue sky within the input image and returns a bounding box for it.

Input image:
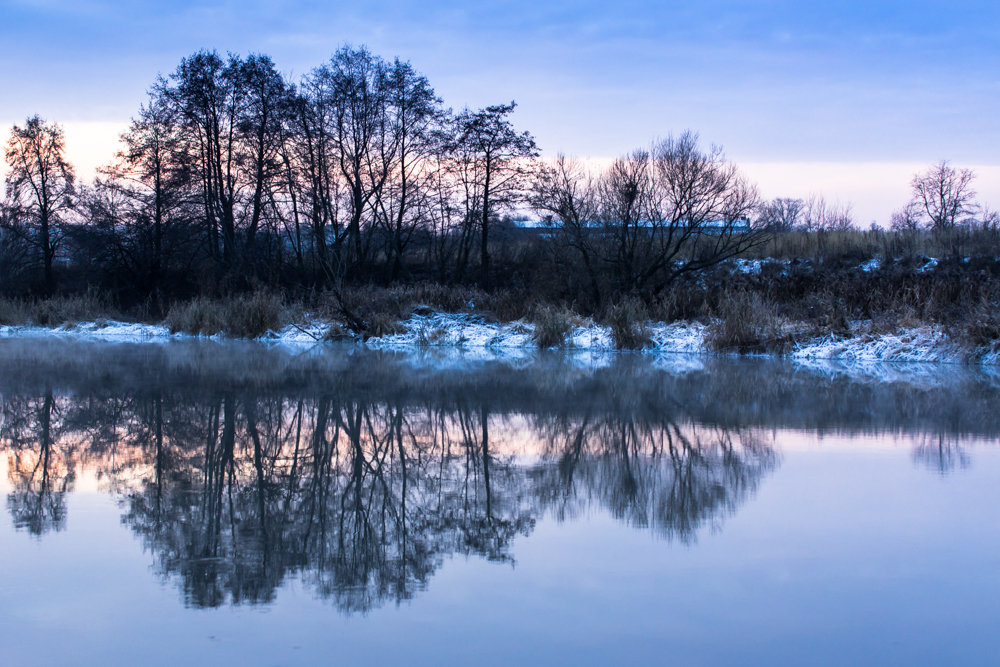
[2,0,999,221]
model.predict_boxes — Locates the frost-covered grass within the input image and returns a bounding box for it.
[362,311,708,356]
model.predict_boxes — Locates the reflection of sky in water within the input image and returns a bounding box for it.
[0,340,998,665]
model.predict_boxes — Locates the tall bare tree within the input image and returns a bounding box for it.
[910,161,977,234]
[613,131,762,296]
[164,51,243,271]
[237,54,294,265]
[92,93,196,302]
[531,155,602,305]
[757,197,804,233]
[375,58,442,279]
[598,149,653,294]
[3,116,76,294]
[321,46,394,271]
[451,102,538,286]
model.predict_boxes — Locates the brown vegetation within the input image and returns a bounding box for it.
[605,298,652,350]
[531,306,574,348]
[165,292,286,338]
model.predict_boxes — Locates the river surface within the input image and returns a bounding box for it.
[0,338,998,666]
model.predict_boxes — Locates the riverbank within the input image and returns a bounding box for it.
[1,309,996,369]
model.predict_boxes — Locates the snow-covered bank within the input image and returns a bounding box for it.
[1,312,997,371]
[791,326,965,364]
[363,312,706,355]
[0,320,173,342]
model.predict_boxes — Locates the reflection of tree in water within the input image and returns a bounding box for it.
[2,344,999,612]
[2,391,76,535]
[113,398,775,608]
[115,397,534,610]
[912,433,970,475]
[532,415,778,543]
[0,386,781,610]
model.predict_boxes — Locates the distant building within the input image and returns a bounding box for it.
[515,218,752,234]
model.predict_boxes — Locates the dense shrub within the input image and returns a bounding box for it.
[165,298,224,335]
[360,312,406,340]
[166,293,286,338]
[707,292,789,353]
[531,306,574,348]
[606,299,652,350]
[0,292,111,327]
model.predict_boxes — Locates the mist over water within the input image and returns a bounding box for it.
[1,339,998,665]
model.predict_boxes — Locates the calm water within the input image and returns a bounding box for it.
[0,339,998,666]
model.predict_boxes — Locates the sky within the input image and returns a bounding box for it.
[2,0,999,223]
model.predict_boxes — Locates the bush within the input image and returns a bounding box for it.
[323,322,355,342]
[0,298,30,325]
[166,293,286,338]
[707,292,789,353]
[330,282,488,321]
[223,292,286,338]
[416,325,448,346]
[0,292,111,327]
[165,298,224,336]
[361,312,405,340]
[531,306,574,348]
[955,298,1000,351]
[606,299,652,350]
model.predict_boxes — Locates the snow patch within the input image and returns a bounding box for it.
[1,313,997,378]
[0,320,172,342]
[792,326,964,364]
[918,257,939,273]
[363,313,711,358]
[733,259,764,275]
[859,258,880,272]
[648,321,708,354]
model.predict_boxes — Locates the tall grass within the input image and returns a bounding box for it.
[531,306,574,348]
[707,292,790,353]
[747,227,1000,263]
[166,293,286,338]
[606,299,652,350]
[0,292,112,327]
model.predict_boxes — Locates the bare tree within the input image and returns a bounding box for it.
[3,116,76,294]
[164,51,243,271]
[889,200,923,232]
[292,73,345,278]
[374,58,443,279]
[756,197,804,233]
[320,46,394,271]
[910,161,977,234]
[450,102,538,286]
[802,195,853,232]
[91,93,197,303]
[979,206,1000,233]
[599,132,762,297]
[597,149,653,293]
[531,155,602,305]
[237,54,294,266]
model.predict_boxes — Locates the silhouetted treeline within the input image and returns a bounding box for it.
[7,46,1000,321]
[2,46,767,311]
